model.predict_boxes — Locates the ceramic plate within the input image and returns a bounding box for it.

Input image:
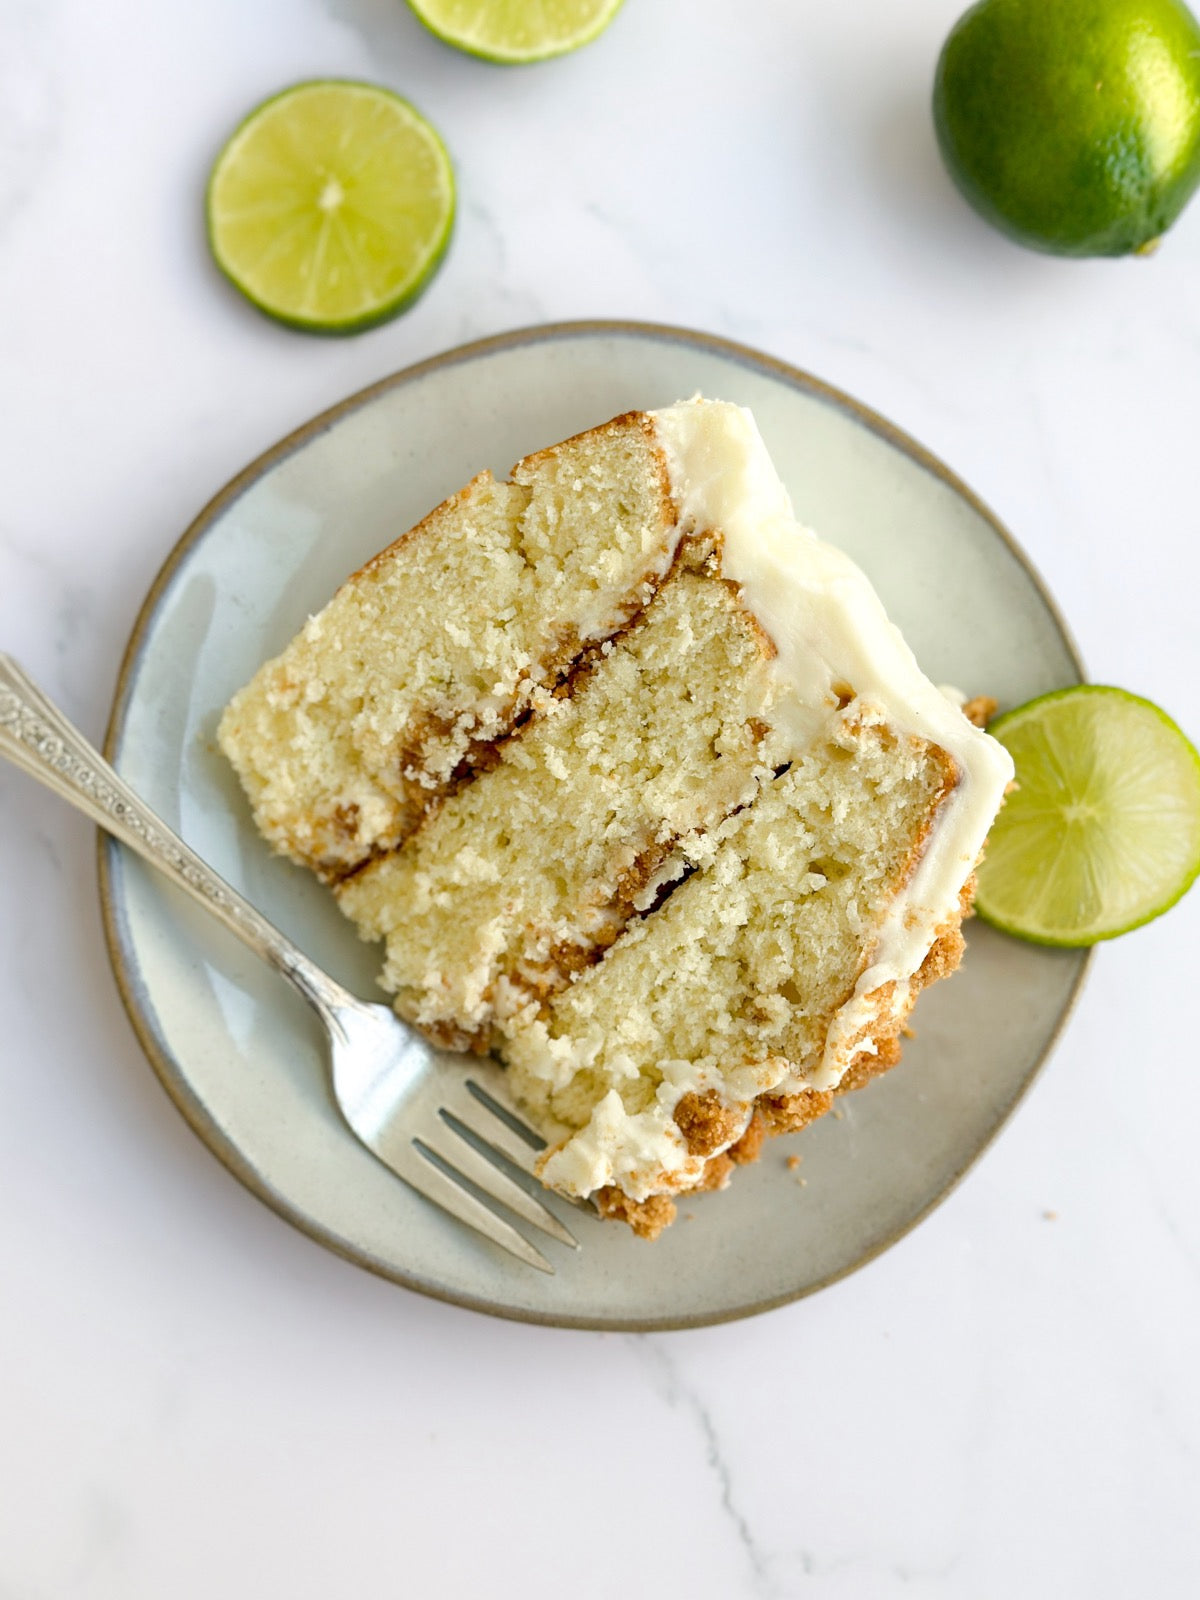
[100,322,1089,1329]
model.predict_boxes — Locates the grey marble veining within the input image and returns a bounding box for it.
[633,1337,778,1594]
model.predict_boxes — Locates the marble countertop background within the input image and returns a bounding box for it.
[2,1,1199,1594]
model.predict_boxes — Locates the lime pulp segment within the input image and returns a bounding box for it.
[405,0,626,63]
[974,686,1200,945]
[207,81,455,333]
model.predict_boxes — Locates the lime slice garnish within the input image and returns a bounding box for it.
[975,686,1200,946]
[206,81,455,334]
[406,0,625,63]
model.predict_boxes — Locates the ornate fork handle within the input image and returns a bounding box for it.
[0,653,356,1020]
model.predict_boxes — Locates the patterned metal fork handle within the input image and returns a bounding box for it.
[0,653,356,1021]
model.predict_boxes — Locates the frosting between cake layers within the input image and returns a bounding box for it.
[651,398,1015,1092]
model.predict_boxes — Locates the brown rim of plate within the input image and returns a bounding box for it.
[96,318,1093,1332]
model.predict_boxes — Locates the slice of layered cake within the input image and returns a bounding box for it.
[220,400,1014,1236]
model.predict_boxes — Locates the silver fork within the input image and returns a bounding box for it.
[0,654,580,1272]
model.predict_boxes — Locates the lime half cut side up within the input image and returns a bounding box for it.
[405,0,626,63]
[974,686,1200,946]
[206,81,455,334]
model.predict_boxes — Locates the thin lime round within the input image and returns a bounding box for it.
[405,0,625,63]
[975,686,1200,945]
[206,81,455,334]
[933,0,1200,256]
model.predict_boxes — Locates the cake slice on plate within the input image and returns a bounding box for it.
[220,400,1013,1236]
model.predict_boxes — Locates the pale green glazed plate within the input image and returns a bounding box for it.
[100,322,1090,1329]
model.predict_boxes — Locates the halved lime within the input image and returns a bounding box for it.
[206,81,455,334]
[406,0,625,63]
[975,686,1200,946]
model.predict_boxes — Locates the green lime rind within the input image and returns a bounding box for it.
[932,0,1200,258]
[974,685,1200,947]
[404,0,626,64]
[206,80,455,336]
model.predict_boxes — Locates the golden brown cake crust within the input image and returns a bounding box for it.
[961,694,998,729]
[728,1111,768,1166]
[595,1187,678,1240]
[675,1090,750,1157]
[346,471,493,586]
[517,410,671,506]
[760,1087,837,1135]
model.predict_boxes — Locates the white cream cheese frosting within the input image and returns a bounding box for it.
[533,398,1014,1200]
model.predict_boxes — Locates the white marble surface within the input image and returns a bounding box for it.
[2,0,1199,1593]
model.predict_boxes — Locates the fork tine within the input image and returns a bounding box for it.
[462,1068,543,1137]
[448,1084,600,1215]
[445,1090,544,1180]
[421,1124,579,1249]
[403,1149,555,1273]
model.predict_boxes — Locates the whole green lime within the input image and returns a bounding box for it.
[933,0,1200,256]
